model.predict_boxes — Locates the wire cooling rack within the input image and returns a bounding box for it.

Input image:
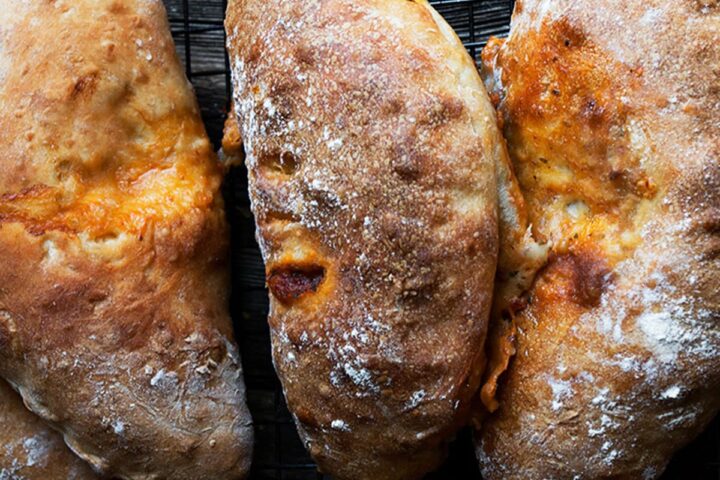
[162,1,720,478]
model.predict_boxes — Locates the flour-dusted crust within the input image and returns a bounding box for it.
[477,0,720,478]
[226,1,501,478]
[0,380,97,480]
[0,1,252,478]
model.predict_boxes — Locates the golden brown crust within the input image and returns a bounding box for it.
[226,1,501,478]
[0,1,252,479]
[0,379,98,480]
[477,1,720,478]
[221,104,245,168]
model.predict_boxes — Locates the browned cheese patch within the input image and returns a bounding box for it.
[489,18,658,264]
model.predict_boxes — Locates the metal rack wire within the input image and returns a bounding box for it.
[162,1,720,478]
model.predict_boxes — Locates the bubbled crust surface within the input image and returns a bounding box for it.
[478,1,720,478]
[226,1,500,478]
[0,1,252,479]
[0,379,97,480]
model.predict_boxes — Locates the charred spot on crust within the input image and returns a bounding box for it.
[266,209,300,223]
[0,311,10,349]
[259,150,300,175]
[108,1,129,14]
[555,17,587,49]
[574,260,611,306]
[382,97,405,115]
[418,96,465,126]
[268,265,325,304]
[695,0,719,12]
[697,208,720,260]
[438,96,465,121]
[294,405,320,427]
[509,296,529,315]
[294,43,316,66]
[392,153,422,180]
[699,208,720,234]
[608,169,626,183]
[55,159,75,181]
[207,342,228,366]
[553,252,613,307]
[609,169,657,198]
[247,40,262,64]
[70,73,99,99]
[399,269,438,304]
[580,98,606,128]
[392,138,427,180]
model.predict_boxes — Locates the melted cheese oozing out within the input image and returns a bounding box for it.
[0,117,218,238]
[493,19,660,266]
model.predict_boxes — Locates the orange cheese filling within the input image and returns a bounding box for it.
[0,118,219,238]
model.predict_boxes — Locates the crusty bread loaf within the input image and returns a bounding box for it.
[225,1,503,478]
[0,379,98,480]
[477,1,720,478]
[0,1,252,478]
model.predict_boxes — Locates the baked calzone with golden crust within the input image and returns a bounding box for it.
[0,1,252,478]
[477,1,720,478]
[226,0,503,478]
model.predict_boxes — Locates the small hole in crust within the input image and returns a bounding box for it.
[268,265,325,304]
[259,151,300,175]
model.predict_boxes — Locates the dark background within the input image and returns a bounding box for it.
[161,0,720,478]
